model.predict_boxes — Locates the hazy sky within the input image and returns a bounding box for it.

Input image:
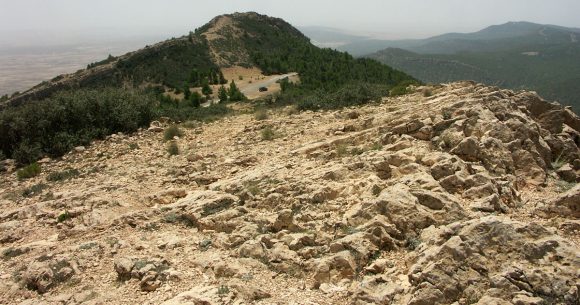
[1,0,580,46]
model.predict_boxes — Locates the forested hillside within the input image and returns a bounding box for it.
[369,44,580,111]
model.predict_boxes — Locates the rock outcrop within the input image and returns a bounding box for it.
[0,82,578,304]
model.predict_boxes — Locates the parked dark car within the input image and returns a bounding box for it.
[259,87,268,92]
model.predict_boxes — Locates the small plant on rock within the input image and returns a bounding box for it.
[555,180,576,193]
[163,125,183,142]
[199,239,212,251]
[57,210,71,223]
[128,143,139,150]
[370,142,383,151]
[372,185,382,197]
[442,109,453,120]
[218,285,230,295]
[405,236,422,250]
[167,141,180,156]
[335,144,348,157]
[22,183,48,197]
[350,147,365,156]
[551,152,565,170]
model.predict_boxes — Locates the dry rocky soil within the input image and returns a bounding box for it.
[0,82,579,304]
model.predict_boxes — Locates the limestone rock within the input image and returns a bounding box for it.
[408,217,578,304]
[313,251,357,288]
[540,184,580,218]
[556,163,578,182]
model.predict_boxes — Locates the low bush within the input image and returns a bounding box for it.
[295,83,391,111]
[159,102,231,123]
[57,210,71,223]
[22,183,48,197]
[0,88,157,166]
[17,163,41,180]
[254,108,269,121]
[163,125,184,141]
[47,168,80,182]
[261,126,275,141]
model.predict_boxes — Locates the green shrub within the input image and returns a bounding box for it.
[0,88,157,165]
[159,102,231,123]
[12,141,42,166]
[389,85,410,96]
[17,163,41,180]
[406,236,422,250]
[370,142,383,151]
[350,147,365,156]
[372,185,382,196]
[128,143,139,150]
[218,285,230,295]
[261,126,275,141]
[163,125,183,141]
[22,183,48,197]
[181,121,200,129]
[335,144,348,157]
[167,141,179,156]
[57,210,71,223]
[0,151,5,172]
[555,180,576,193]
[47,168,80,182]
[295,83,391,111]
[390,80,418,97]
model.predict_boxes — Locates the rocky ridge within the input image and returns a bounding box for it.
[0,81,579,304]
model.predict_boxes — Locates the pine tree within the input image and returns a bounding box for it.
[210,70,219,85]
[219,71,227,84]
[228,80,239,96]
[190,92,201,108]
[189,69,200,86]
[218,85,228,102]
[228,80,246,102]
[201,79,213,96]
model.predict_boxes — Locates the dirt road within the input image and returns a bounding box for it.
[202,72,298,107]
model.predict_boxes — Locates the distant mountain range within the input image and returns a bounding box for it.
[298,26,367,48]
[337,21,580,56]
[317,22,580,111]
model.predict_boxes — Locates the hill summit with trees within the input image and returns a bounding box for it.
[0,12,417,165]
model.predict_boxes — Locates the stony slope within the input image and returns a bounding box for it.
[0,82,579,305]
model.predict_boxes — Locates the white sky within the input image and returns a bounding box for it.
[1,0,579,46]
